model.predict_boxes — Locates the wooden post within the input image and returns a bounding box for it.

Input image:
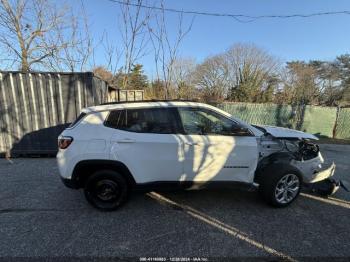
[332,106,340,139]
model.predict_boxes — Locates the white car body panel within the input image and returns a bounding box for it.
[57,111,112,179]
[109,132,258,184]
[259,125,319,140]
[110,130,183,183]
[180,134,258,183]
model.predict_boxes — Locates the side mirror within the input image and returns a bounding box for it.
[231,126,251,136]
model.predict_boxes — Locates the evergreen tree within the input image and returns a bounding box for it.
[128,64,148,90]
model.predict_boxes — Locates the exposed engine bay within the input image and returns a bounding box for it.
[255,125,346,196]
[259,135,320,161]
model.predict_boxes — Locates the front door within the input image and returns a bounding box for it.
[176,107,258,184]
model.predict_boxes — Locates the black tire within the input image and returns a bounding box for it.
[84,170,129,211]
[258,164,302,207]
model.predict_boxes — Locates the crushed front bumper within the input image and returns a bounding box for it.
[291,152,336,184]
[308,162,336,183]
[291,152,340,196]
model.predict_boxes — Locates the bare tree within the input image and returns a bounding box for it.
[283,61,320,105]
[52,1,97,72]
[193,43,280,102]
[93,66,114,84]
[101,31,122,75]
[224,43,280,102]
[118,0,151,88]
[148,1,193,98]
[0,0,82,71]
[193,54,229,102]
[170,57,197,99]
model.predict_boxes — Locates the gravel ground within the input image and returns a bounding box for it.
[0,144,349,261]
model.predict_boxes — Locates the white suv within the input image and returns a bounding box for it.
[57,101,337,210]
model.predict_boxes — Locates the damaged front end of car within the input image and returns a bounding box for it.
[255,125,342,196]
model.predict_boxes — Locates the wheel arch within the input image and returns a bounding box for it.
[254,152,303,184]
[71,159,136,189]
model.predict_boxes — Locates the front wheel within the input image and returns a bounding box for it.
[259,164,301,207]
[84,170,129,211]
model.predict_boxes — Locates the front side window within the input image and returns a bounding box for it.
[178,107,251,136]
[105,108,176,134]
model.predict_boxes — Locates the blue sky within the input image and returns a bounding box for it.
[81,0,350,75]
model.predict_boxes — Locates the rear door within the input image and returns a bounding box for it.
[176,107,258,183]
[106,107,183,183]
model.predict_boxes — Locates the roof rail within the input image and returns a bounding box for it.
[100,99,199,106]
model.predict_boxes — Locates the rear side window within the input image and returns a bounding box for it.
[69,112,87,128]
[105,108,177,134]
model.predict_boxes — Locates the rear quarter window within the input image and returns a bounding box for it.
[69,112,87,128]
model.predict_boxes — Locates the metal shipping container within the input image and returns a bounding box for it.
[0,71,109,156]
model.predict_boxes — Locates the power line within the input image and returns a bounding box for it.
[106,0,350,23]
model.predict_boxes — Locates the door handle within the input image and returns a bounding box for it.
[184,142,199,146]
[116,139,135,143]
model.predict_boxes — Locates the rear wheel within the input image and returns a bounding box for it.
[259,164,301,207]
[84,170,129,211]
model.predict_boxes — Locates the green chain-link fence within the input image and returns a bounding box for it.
[218,102,349,140]
[335,108,350,140]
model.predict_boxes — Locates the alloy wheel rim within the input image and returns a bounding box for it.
[275,174,300,204]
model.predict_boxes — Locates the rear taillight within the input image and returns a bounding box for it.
[58,136,73,149]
